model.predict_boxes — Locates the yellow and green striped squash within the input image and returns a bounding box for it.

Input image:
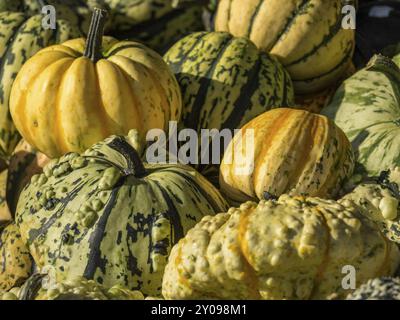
[164,31,294,134]
[15,130,229,296]
[214,0,356,94]
[219,108,355,205]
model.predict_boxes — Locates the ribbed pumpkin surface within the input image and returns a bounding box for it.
[215,0,356,94]
[220,108,355,204]
[163,31,294,133]
[10,36,182,158]
[321,55,400,176]
[15,131,228,296]
[0,12,81,158]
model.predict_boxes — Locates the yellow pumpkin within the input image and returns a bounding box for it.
[219,108,355,204]
[10,9,182,158]
[214,0,356,94]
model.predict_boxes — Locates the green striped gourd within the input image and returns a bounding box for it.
[15,130,229,296]
[164,32,294,134]
[0,222,33,291]
[321,54,400,176]
[164,31,294,179]
[91,0,206,53]
[0,11,81,159]
[6,139,50,217]
[214,0,356,94]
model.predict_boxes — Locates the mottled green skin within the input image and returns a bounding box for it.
[164,32,294,178]
[347,277,400,300]
[321,55,400,176]
[0,12,81,159]
[92,0,206,53]
[164,32,294,133]
[15,132,229,296]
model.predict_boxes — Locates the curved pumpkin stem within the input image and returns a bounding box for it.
[107,137,146,178]
[84,8,108,63]
[366,54,400,84]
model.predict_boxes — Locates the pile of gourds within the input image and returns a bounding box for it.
[1,0,400,300]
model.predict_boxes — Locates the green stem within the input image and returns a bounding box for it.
[84,8,108,63]
[107,137,146,178]
[366,54,400,84]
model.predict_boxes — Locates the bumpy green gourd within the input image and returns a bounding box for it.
[15,130,229,296]
[162,185,400,300]
[18,274,145,300]
[347,277,400,300]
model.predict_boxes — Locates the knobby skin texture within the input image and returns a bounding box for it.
[162,192,400,300]
[15,131,228,296]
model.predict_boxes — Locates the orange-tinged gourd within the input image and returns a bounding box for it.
[219,108,355,204]
[10,9,182,158]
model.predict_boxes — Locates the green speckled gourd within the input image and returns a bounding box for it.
[18,274,145,300]
[0,222,33,291]
[0,10,81,158]
[341,167,400,244]
[347,277,400,300]
[91,0,206,53]
[321,54,400,176]
[15,130,229,296]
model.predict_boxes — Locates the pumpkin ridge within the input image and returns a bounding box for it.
[285,112,318,194]
[285,8,342,67]
[291,42,354,82]
[246,0,264,39]
[271,0,311,48]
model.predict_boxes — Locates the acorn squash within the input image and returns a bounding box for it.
[10,8,182,158]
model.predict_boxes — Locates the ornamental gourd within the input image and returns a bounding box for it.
[162,190,400,300]
[15,130,228,296]
[17,274,145,300]
[219,108,355,205]
[10,8,182,158]
[93,0,206,52]
[321,54,400,176]
[214,0,356,94]
[0,9,81,158]
[347,277,400,300]
[6,139,50,217]
[0,222,33,291]
[164,31,294,134]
